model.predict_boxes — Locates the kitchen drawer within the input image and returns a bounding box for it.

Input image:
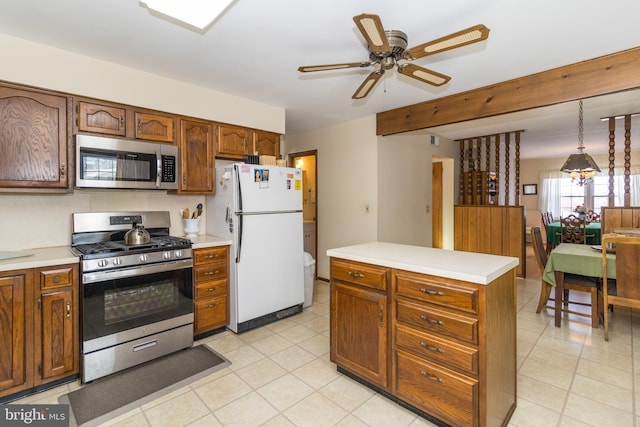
[194,262,228,283]
[396,298,478,345]
[395,349,478,427]
[194,247,228,265]
[38,267,73,290]
[331,259,388,291]
[395,324,478,376]
[194,279,227,299]
[395,271,478,315]
[194,295,228,333]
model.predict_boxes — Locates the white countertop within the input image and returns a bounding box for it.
[0,247,78,272]
[191,235,232,249]
[327,242,519,285]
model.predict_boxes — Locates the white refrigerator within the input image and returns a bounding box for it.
[207,161,305,332]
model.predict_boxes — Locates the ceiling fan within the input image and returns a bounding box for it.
[298,14,490,99]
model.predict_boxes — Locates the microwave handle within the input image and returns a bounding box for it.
[156,155,162,188]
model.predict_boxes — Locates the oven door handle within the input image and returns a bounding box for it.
[82,259,193,284]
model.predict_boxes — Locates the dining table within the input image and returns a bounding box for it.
[546,221,602,245]
[542,243,616,327]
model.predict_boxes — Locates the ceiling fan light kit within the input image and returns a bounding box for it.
[298,14,490,99]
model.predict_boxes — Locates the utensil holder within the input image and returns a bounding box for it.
[183,218,200,240]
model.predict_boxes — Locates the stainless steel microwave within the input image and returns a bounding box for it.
[75,134,178,190]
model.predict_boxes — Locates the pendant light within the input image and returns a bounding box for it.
[560,100,601,186]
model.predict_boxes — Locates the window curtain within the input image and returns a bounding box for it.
[539,170,564,219]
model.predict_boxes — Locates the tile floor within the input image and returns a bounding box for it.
[10,247,640,426]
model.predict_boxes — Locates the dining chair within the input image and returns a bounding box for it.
[601,233,640,341]
[531,226,600,327]
[557,214,589,244]
[541,212,555,253]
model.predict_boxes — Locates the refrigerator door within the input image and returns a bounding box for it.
[236,164,303,213]
[234,211,304,326]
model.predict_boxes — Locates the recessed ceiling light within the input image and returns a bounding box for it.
[140,0,235,30]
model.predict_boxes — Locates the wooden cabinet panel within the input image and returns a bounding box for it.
[331,259,387,291]
[396,299,478,345]
[331,281,388,388]
[38,289,74,380]
[192,246,229,335]
[0,85,70,191]
[134,112,175,143]
[253,130,280,157]
[39,267,73,290]
[216,124,250,158]
[0,273,29,396]
[395,270,478,314]
[77,101,126,136]
[179,119,215,194]
[395,350,478,427]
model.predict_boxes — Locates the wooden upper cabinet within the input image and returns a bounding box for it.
[179,119,215,194]
[0,85,70,192]
[216,124,251,158]
[77,101,126,136]
[134,111,176,143]
[253,130,280,157]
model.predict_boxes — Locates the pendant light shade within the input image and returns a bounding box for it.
[561,100,600,186]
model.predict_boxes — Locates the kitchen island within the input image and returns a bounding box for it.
[327,242,518,427]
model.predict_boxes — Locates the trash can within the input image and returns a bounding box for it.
[303,252,316,308]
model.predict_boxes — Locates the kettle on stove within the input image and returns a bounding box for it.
[124,222,151,245]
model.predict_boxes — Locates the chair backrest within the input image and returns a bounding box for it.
[586,210,601,223]
[602,233,640,300]
[541,212,552,231]
[559,214,587,244]
[531,226,547,272]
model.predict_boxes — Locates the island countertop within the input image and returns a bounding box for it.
[327,241,519,285]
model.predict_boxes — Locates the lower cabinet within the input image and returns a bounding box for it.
[193,246,229,336]
[330,257,516,427]
[0,264,79,399]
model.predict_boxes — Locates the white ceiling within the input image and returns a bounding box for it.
[1,0,640,159]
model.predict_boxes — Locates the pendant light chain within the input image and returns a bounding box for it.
[578,99,584,151]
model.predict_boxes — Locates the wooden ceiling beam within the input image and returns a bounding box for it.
[376,46,640,136]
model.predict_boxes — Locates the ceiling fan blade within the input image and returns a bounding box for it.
[352,70,384,99]
[405,24,490,59]
[298,62,371,72]
[353,13,391,54]
[397,64,450,86]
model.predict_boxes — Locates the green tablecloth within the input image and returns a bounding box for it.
[542,243,616,286]
[546,221,602,245]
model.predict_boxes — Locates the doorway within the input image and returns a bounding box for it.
[288,150,318,278]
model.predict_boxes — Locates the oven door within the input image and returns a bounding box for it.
[81,260,193,355]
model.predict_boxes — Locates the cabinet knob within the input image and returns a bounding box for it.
[66,300,71,319]
[53,275,61,283]
[378,305,384,327]
[60,164,66,177]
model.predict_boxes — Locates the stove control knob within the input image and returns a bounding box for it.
[139,254,148,263]
[163,251,172,260]
[98,259,108,268]
[113,258,122,266]
[175,250,182,258]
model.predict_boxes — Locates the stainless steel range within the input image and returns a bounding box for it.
[71,211,194,383]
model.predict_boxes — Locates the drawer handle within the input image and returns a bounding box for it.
[419,342,444,353]
[206,303,220,308]
[348,271,364,278]
[204,270,220,276]
[206,287,219,292]
[420,315,444,325]
[420,370,444,383]
[204,254,219,259]
[419,287,443,296]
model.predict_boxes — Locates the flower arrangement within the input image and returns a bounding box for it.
[573,204,587,214]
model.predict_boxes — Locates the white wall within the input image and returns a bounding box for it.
[284,116,379,279]
[0,34,285,251]
[377,134,458,247]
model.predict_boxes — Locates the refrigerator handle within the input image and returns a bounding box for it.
[234,165,243,263]
[236,212,243,263]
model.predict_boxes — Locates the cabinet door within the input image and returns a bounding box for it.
[216,124,250,158]
[77,101,126,136]
[0,274,29,395]
[253,130,280,157]
[37,288,75,381]
[331,281,388,388]
[179,119,215,194]
[135,111,175,143]
[0,86,69,190]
